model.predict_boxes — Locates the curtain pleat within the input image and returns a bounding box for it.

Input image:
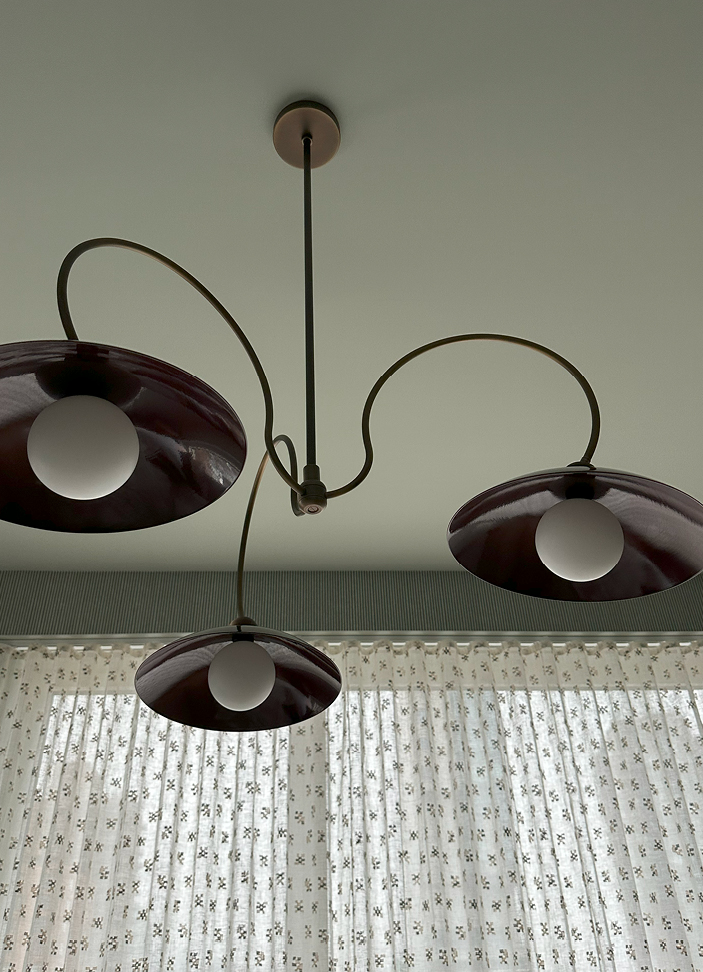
[1,638,703,971]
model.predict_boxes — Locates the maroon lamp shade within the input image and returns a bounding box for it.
[135,625,342,731]
[448,465,703,601]
[0,340,246,532]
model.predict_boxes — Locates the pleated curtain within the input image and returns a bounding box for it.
[1,638,703,971]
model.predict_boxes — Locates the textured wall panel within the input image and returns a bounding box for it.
[0,570,702,636]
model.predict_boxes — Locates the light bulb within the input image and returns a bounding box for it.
[208,640,276,711]
[27,395,140,500]
[535,497,624,582]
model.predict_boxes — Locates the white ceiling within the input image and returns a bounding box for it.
[0,0,700,571]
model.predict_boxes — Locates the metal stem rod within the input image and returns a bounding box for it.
[303,135,317,467]
[235,434,303,620]
[56,237,304,495]
[326,332,601,500]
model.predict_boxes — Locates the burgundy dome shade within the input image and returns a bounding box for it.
[448,466,703,601]
[135,625,342,731]
[0,340,246,532]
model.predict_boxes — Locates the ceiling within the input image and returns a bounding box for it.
[0,0,700,571]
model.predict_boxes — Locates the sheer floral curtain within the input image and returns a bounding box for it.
[1,638,703,972]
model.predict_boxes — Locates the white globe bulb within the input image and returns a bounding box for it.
[208,640,276,711]
[535,497,624,582]
[27,395,140,500]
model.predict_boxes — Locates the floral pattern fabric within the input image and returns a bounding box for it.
[0,638,702,971]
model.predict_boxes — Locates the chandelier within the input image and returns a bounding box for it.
[2,100,703,730]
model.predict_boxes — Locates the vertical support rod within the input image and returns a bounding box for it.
[234,434,303,622]
[303,134,317,467]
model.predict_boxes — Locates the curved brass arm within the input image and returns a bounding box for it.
[56,237,304,495]
[326,333,601,500]
[56,242,601,509]
[234,435,303,621]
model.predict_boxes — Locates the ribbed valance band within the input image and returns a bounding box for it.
[1,569,703,637]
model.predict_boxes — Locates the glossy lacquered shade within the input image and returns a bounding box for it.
[448,466,703,601]
[0,340,247,531]
[135,625,342,730]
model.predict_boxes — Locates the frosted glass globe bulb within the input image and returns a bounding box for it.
[208,640,276,711]
[535,497,624,582]
[27,395,140,500]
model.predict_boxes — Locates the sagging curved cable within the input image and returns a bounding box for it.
[56,238,303,495]
[326,333,601,499]
[234,435,303,621]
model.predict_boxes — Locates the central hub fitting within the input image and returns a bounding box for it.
[298,464,327,515]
